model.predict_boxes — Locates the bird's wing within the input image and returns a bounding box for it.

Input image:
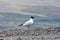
[23,20,31,26]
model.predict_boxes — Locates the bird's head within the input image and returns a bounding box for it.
[30,16,34,19]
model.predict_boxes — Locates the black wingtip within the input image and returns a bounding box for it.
[19,24,23,26]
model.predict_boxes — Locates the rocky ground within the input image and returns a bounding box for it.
[0,27,60,40]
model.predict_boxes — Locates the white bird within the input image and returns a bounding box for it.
[19,16,34,27]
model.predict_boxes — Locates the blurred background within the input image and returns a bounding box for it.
[0,0,60,30]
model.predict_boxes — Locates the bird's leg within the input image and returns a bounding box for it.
[27,25,30,28]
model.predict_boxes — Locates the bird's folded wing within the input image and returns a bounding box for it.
[23,20,32,26]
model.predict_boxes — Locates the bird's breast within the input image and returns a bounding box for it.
[30,20,33,24]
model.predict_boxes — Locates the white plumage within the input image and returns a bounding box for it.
[19,16,34,27]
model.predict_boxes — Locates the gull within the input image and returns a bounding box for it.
[19,16,34,27]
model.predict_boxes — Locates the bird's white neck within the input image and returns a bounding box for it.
[30,18,34,21]
[30,18,33,20]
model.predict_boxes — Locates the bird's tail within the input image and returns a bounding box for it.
[19,24,23,26]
